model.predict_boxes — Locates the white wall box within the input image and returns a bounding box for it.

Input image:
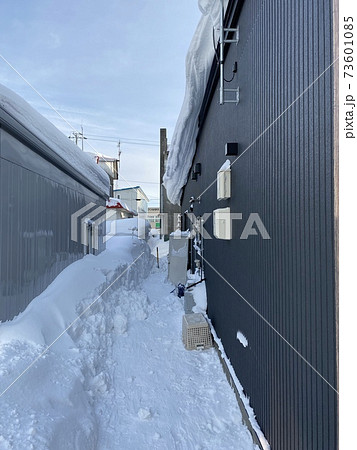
[217,167,231,200]
[213,207,232,240]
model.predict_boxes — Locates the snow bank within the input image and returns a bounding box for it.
[0,234,152,345]
[0,231,259,449]
[0,230,154,449]
[163,0,228,205]
[106,217,151,241]
[0,84,109,195]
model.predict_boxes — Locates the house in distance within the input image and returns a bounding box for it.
[113,186,149,214]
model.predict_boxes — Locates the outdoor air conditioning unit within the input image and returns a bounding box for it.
[213,207,232,240]
[182,313,213,350]
[217,165,231,200]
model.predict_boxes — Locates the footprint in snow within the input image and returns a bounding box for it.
[138,408,152,420]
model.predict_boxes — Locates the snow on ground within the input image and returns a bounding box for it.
[147,233,170,260]
[0,219,257,449]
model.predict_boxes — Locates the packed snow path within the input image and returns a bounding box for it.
[0,228,257,449]
[93,259,257,449]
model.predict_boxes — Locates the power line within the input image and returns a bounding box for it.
[0,53,155,195]
[116,179,160,185]
[86,137,159,147]
[86,134,159,144]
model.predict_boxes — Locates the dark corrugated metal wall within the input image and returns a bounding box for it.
[182,0,337,448]
[0,127,106,321]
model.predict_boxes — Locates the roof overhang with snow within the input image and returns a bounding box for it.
[106,197,137,215]
[162,0,230,205]
[0,84,110,199]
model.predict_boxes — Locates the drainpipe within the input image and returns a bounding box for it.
[219,0,225,105]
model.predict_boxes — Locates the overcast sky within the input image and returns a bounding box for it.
[0,0,201,205]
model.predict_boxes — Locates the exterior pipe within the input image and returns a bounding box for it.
[219,0,224,105]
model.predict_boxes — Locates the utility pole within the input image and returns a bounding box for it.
[68,127,87,150]
[81,125,85,151]
[117,140,122,169]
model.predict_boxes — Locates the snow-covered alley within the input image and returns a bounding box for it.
[0,224,257,450]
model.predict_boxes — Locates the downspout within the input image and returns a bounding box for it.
[219,0,225,105]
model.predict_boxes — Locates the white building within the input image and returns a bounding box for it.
[113,186,149,214]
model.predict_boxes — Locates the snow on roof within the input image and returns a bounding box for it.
[114,185,141,192]
[0,84,109,196]
[107,197,125,208]
[163,0,228,205]
[106,197,136,215]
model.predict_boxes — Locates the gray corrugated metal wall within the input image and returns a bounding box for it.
[182,0,337,448]
[0,125,107,322]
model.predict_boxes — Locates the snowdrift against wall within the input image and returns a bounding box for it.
[163,0,227,205]
[0,84,109,196]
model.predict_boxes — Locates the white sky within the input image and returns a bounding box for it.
[0,0,201,206]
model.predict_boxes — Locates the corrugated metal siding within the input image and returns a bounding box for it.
[0,127,106,321]
[182,0,337,448]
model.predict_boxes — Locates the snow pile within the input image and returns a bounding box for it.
[191,281,208,313]
[163,0,228,205]
[0,84,109,195]
[0,223,259,449]
[0,227,153,449]
[187,270,208,314]
[219,159,231,171]
[106,216,139,234]
[106,216,151,241]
